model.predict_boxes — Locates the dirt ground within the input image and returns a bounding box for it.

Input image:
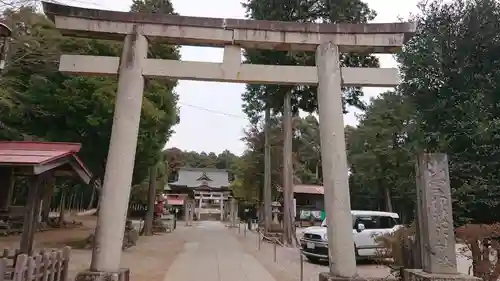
[0,216,186,281]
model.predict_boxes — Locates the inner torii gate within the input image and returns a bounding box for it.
[42,2,414,281]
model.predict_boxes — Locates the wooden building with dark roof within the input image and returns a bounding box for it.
[166,167,231,221]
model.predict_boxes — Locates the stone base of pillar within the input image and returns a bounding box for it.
[75,268,130,281]
[319,272,395,281]
[402,269,480,281]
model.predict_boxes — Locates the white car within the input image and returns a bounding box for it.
[299,210,402,263]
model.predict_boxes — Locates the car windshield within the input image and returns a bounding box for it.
[320,214,401,229]
[320,216,355,227]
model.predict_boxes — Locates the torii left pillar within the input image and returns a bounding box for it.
[77,25,147,281]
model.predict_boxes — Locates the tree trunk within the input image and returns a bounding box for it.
[95,196,101,215]
[70,191,76,213]
[79,192,84,212]
[87,183,97,210]
[143,166,158,236]
[264,106,272,233]
[315,161,320,182]
[379,156,392,212]
[384,185,393,212]
[283,91,295,246]
[20,175,44,255]
[41,177,55,223]
[0,168,13,211]
[58,189,66,227]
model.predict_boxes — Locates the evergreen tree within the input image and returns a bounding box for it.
[0,3,179,185]
[241,0,379,123]
[399,0,500,225]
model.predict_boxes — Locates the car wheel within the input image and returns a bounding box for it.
[306,255,320,263]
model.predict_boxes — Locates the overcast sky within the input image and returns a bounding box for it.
[59,0,420,155]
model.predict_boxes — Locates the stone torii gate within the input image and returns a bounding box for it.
[42,2,414,281]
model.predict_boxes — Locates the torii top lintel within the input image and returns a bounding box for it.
[42,2,415,53]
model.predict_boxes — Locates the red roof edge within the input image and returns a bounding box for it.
[39,151,74,165]
[0,141,82,152]
[72,154,93,179]
[294,184,324,195]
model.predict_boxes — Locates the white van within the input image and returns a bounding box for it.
[299,210,402,263]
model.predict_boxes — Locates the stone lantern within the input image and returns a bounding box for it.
[0,23,12,71]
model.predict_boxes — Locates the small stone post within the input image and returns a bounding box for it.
[403,153,479,281]
[224,200,229,221]
[235,201,239,225]
[197,193,203,220]
[184,199,194,226]
[219,195,224,221]
[184,200,189,225]
[229,198,239,227]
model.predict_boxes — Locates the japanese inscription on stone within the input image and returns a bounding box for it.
[418,153,457,274]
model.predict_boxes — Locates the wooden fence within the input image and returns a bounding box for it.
[128,203,147,218]
[0,247,70,281]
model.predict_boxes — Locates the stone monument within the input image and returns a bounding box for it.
[403,154,479,281]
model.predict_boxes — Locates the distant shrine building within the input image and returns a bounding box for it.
[166,167,231,221]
